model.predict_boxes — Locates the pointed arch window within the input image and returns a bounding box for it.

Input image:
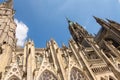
[39,70,58,80]
[70,67,88,80]
[8,75,20,80]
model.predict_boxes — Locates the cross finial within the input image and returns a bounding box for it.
[66,17,71,23]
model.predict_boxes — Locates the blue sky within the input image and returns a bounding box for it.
[9,0,120,47]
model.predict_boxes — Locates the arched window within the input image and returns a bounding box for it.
[8,75,20,80]
[70,67,88,80]
[39,70,58,80]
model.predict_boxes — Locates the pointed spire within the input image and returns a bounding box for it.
[66,17,71,23]
[66,17,74,25]
[93,16,109,29]
[106,18,120,25]
[106,19,115,23]
[106,18,120,30]
[93,16,104,23]
[28,38,31,42]
[62,43,66,47]
[93,16,107,24]
[62,43,68,49]
[50,38,57,45]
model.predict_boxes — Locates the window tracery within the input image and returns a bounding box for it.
[8,75,20,80]
[70,67,88,80]
[39,70,58,80]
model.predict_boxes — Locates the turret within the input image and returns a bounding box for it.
[0,0,16,76]
[67,18,89,44]
[0,0,16,48]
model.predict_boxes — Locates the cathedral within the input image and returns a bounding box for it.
[0,0,120,80]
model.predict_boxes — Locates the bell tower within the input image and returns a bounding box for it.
[68,19,118,80]
[0,0,17,77]
[0,0,16,48]
[94,17,120,79]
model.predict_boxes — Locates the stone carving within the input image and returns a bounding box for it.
[70,67,88,80]
[39,70,57,80]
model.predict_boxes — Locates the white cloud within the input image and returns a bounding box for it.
[15,19,29,46]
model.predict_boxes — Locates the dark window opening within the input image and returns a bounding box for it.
[28,48,31,54]
[86,51,100,59]
[105,52,117,58]
[0,47,2,54]
[105,38,120,50]
[118,64,120,69]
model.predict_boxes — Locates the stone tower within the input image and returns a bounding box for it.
[0,0,17,79]
[0,0,120,80]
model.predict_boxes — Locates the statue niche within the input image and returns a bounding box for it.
[35,53,43,68]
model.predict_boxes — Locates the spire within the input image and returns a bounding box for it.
[67,19,90,44]
[66,17,71,23]
[93,16,105,23]
[6,0,13,9]
[106,19,116,23]
[106,19,120,30]
[66,17,74,26]
[93,16,109,29]
[106,18,120,26]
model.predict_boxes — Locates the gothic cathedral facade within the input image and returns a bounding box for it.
[0,0,120,80]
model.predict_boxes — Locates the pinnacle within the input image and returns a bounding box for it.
[66,17,71,23]
[6,0,13,9]
[93,16,107,24]
[106,18,117,24]
[66,17,74,26]
[93,16,101,21]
